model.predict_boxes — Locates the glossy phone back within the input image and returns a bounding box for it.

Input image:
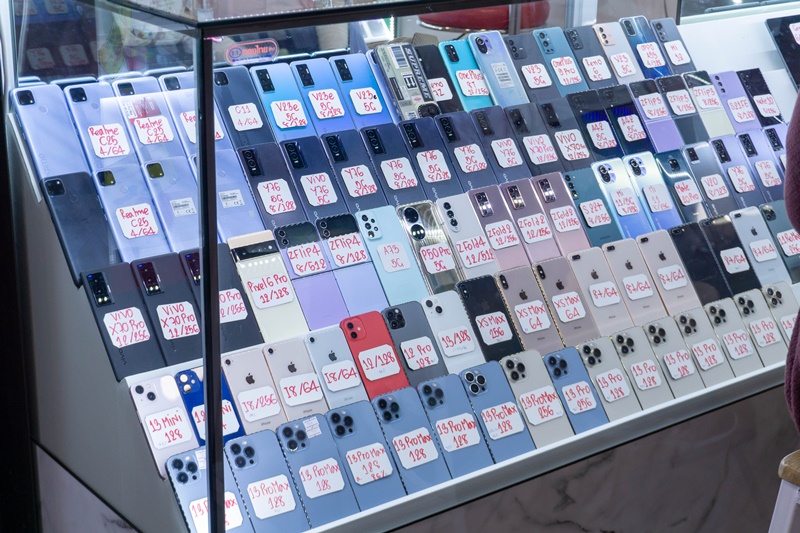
[709,136,766,209]
[670,222,732,305]
[468,31,529,106]
[434,111,498,190]
[140,157,200,252]
[330,54,394,129]
[683,70,736,139]
[643,317,705,398]
[439,40,495,111]
[651,18,696,74]
[534,28,590,96]
[544,347,608,433]
[739,130,785,202]
[562,168,625,247]
[421,291,487,375]
[629,80,685,153]
[504,33,563,102]
[291,58,356,135]
[732,289,787,366]
[592,22,645,83]
[611,327,674,409]
[457,275,524,361]
[711,70,760,133]
[564,26,617,90]
[653,150,709,223]
[175,368,245,445]
[622,152,683,231]
[532,172,592,254]
[213,65,276,148]
[222,346,287,435]
[762,201,800,283]
[319,129,388,212]
[674,307,735,387]
[239,143,307,229]
[383,301,449,387]
[436,193,501,279]
[730,207,790,286]
[602,239,665,327]
[250,63,317,141]
[467,185,530,270]
[599,84,656,155]
[700,215,761,296]
[305,326,369,409]
[763,281,799,345]
[361,124,427,207]
[212,149,266,242]
[591,159,653,239]
[470,106,531,183]
[499,179,563,262]
[576,337,641,420]
[398,118,464,200]
[620,16,672,79]
[415,44,465,114]
[505,103,565,176]
[281,136,347,220]
[568,247,634,336]
[636,230,702,316]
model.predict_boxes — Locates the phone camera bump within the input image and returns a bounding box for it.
[470,383,480,394]
[335,425,346,436]
[410,223,426,240]
[70,87,87,103]
[331,412,341,424]
[17,90,35,106]
[235,456,246,468]
[177,472,189,484]
[505,359,515,370]
[147,392,156,401]
[476,36,488,54]
[282,426,294,438]
[213,72,229,86]
[135,385,144,395]
[427,396,437,407]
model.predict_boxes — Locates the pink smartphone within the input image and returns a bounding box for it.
[531,172,592,255]
[468,185,531,270]
[499,179,562,263]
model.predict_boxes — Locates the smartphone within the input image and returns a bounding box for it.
[702,298,763,377]
[456,276,524,361]
[763,282,800,345]
[222,346,287,435]
[628,80,684,153]
[502,33,561,103]
[568,248,634,336]
[683,71,736,138]
[591,159,652,238]
[499,351,574,446]
[739,130,785,202]
[732,289,787,366]
[611,327,674,409]
[361,124,427,206]
[537,98,595,171]
[532,173,592,254]
[374,43,440,119]
[291,58,357,135]
[544,348,608,433]
[330,54,394,129]
[372,387,451,493]
[264,338,328,422]
[505,104,565,176]
[176,368,245,444]
[468,31,529,106]
[636,230,702,316]
[603,239,667,326]
[730,207,790,286]
[398,201,464,294]
[496,267,565,354]
[737,68,784,127]
[653,150,709,223]
[139,158,200,252]
[421,291,487,375]
[670,223,732,304]
[619,16,672,79]
[239,143,306,229]
[341,311,410,399]
[564,26,616,90]
[471,106,531,182]
[643,317,705,398]
[767,15,800,88]
[533,27,590,96]
[622,153,683,231]
[281,136,347,220]
[41,173,117,285]
[356,206,430,305]
[399,118,464,200]
[593,22,645,83]
[656,75,709,145]
[468,186,530,270]
[711,71,760,133]
[436,192,499,278]
[567,90,624,160]
[438,40,495,111]
[382,301,449,387]
[305,326,369,409]
[576,337,641,420]
[499,179,563,262]
[709,136,766,208]
[225,431,311,531]
[320,130,388,211]
[12,85,90,178]
[598,85,655,155]
[562,168,624,247]
[367,50,401,124]
[682,143,739,216]
[130,375,198,477]
[276,416,360,527]
[650,17,696,74]
[250,63,316,142]
[700,216,761,295]
[229,231,310,342]
[535,257,601,346]
[762,202,800,283]
[435,112,497,190]
[415,44,464,114]
[763,123,788,176]
[673,308,735,387]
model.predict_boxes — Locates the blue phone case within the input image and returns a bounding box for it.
[399,118,464,200]
[468,31,529,107]
[319,129,388,212]
[470,106,531,183]
[277,415,361,527]
[593,159,653,238]
[12,85,90,178]
[418,374,494,477]
[280,136,348,220]
[533,28,590,97]
[543,347,609,433]
[225,431,311,532]
[620,16,673,79]
[361,124,428,206]
[291,58,356,135]
[709,136,767,209]
[562,168,625,246]
[140,157,201,252]
[167,448,254,533]
[175,369,246,445]
[250,63,317,142]
[372,387,451,493]
[434,111,498,190]
[460,362,535,463]
[330,54,394,129]
[439,40,495,111]
[213,66,276,149]
[622,154,684,231]
[325,401,407,509]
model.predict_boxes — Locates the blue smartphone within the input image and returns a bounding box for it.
[435,111,498,190]
[372,387,451,493]
[225,431,311,532]
[619,16,673,79]
[622,153,683,231]
[281,136,347,220]
[161,86,235,158]
[291,58,356,135]
[277,415,361,527]
[251,63,317,141]
[543,347,609,433]
[418,375,494,477]
[468,31,529,106]
[325,401,407,509]
[213,66,276,149]
[562,168,625,247]
[470,106,531,183]
[140,158,200,252]
[175,368,246,445]
[567,90,625,160]
[319,130,388,212]
[12,85,90,178]
[598,84,655,155]
[592,159,653,239]
[439,40,495,111]
[709,136,767,208]
[361,124,428,206]
[330,54,394,129]
[399,118,464,200]
[460,362,535,463]
[533,28,590,97]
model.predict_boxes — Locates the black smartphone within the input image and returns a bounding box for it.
[398,117,464,200]
[681,142,740,217]
[505,103,565,176]
[536,97,595,171]
[320,130,388,212]
[656,75,710,145]
[566,89,624,160]
[670,222,732,305]
[699,215,761,295]
[280,136,348,220]
[470,106,531,182]
[766,15,800,90]
[456,275,523,361]
[762,201,800,283]
[737,68,785,127]
[414,44,464,114]
[598,84,655,155]
[361,123,427,206]
[434,111,498,190]
[213,66,276,148]
[504,32,563,103]
[564,26,616,90]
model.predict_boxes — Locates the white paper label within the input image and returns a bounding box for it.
[657,264,689,291]
[245,273,295,309]
[455,235,495,269]
[490,138,524,168]
[554,129,591,161]
[629,359,663,390]
[132,115,175,145]
[622,273,655,301]
[103,307,151,348]
[300,172,338,207]
[416,150,453,183]
[247,475,296,519]
[582,55,612,82]
[551,291,587,323]
[237,386,282,422]
[728,96,757,123]
[663,349,696,380]
[400,336,439,370]
[666,90,696,115]
[517,213,554,243]
[754,160,782,188]
[521,62,553,88]
[178,111,224,144]
[643,183,674,213]
[358,344,401,381]
[550,56,582,86]
[580,199,612,228]
[665,40,691,65]
[279,373,323,407]
[491,62,515,88]
[308,89,346,119]
[349,87,383,115]
[720,247,750,274]
[299,458,345,499]
[228,103,263,132]
[674,179,703,206]
[638,94,670,119]
[270,100,308,129]
[618,114,647,142]
[754,94,781,118]
[691,338,725,370]
[722,329,755,360]
[191,400,241,440]
[455,69,490,97]
[691,86,722,110]
[727,165,756,193]
[156,301,200,340]
[257,179,298,215]
[749,317,781,347]
[586,120,618,150]
[327,232,369,268]
[700,174,730,200]
[549,205,582,233]
[595,368,632,403]
[636,42,666,69]
[87,124,131,158]
[610,52,637,78]
[419,243,456,274]
[750,239,778,263]
[392,428,438,469]
[428,78,454,102]
[438,325,477,357]
[481,402,525,440]
[562,381,598,414]
[144,407,192,449]
[782,314,797,339]
[435,412,481,452]
[778,230,800,257]
[341,165,378,198]
[791,22,800,44]
[26,48,54,70]
[303,417,321,438]
[475,312,513,345]
[485,220,521,250]
[287,243,327,277]
[170,197,197,218]
[514,300,552,334]
[380,158,418,190]
[189,492,243,533]
[346,443,393,485]
[453,143,488,173]
[116,203,159,239]
[523,134,559,165]
[377,242,412,273]
[219,289,248,324]
[59,44,88,67]
[611,187,641,216]
[518,386,564,425]
[320,360,361,392]
[589,280,622,308]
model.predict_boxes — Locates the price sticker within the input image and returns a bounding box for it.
[549,205,582,233]
[279,373,323,407]
[428,78,454,102]
[595,368,631,403]
[308,89,346,119]
[246,274,295,310]
[320,360,361,392]
[719,247,750,274]
[622,274,654,301]
[219,289,248,324]
[228,103,264,132]
[663,349,696,380]
[287,242,327,277]
[643,183,674,213]
[178,111,224,144]
[657,264,689,291]
[189,492,243,533]
[358,344,401,381]
[749,317,781,347]
[103,307,151,348]
[610,52,637,78]
[638,94,670,119]
[416,150,453,183]
[636,42,666,69]
[144,407,192,449]
[674,179,703,206]
[582,55,612,82]
[400,336,439,370]
[749,239,778,263]
[691,86,722,110]
[611,187,641,216]
[300,172,338,207]
[589,281,621,308]
[754,160,782,188]
[60,44,89,67]
[728,96,757,123]
[778,230,800,257]
[727,165,756,193]
[170,198,197,218]
[722,329,755,360]
[521,62,553,88]
[156,301,200,340]
[580,199,612,228]
[475,312,513,345]
[551,291,587,323]
[435,413,481,452]
[753,94,781,118]
[553,129,591,161]
[419,243,456,274]
[700,174,730,200]
[26,48,55,70]
[517,213,554,243]
[455,235,495,269]
[485,220,521,250]
[299,458,345,499]
[392,428,438,469]
[191,400,241,440]
[561,381,597,414]
[116,203,159,239]
[480,402,525,440]
[518,386,564,425]
[43,0,67,14]
[380,158,418,190]
[629,359,663,391]
[586,120,618,150]
[455,69,490,97]
[270,100,308,129]
[514,300,553,334]
[618,114,647,142]
[523,134,559,165]
[346,443,393,485]
[437,325,477,357]
[237,386,281,422]
[490,138,524,168]
[87,123,131,158]
[349,87,383,115]
[257,179,297,215]
[665,40,691,66]
[453,144,488,173]
[341,165,379,198]
[781,314,797,339]
[247,475,297,519]
[666,90,696,115]
[791,22,800,44]
[376,242,412,273]
[691,338,725,370]
[550,56,582,86]
[327,232,369,268]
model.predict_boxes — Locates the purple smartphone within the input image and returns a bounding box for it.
[711,71,761,133]
[629,80,684,153]
[468,185,531,271]
[531,173,592,255]
[499,179,562,263]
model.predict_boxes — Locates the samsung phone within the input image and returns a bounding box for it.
[628,80,684,153]
[636,230,702,316]
[599,84,655,155]
[468,31,529,106]
[533,27,590,96]
[438,40,495,111]
[564,26,616,90]
[330,53,394,129]
[291,58,356,134]
[567,90,624,160]
[415,44,464,114]
[399,118,464,200]
[683,71,736,138]
[499,179,563,262]
[250,63,316,142]
[656,75,709,145]
[544,348,608,433]
[456,276,524,361]
[576,336,641,420]
[361,124,427,206]
[468,185,530,270]
[436,193,500,279]
[562,168,624,247]
[568,247,634,336]
[670,223,732,305]
[711,71,760,133]
[421,291,487,375]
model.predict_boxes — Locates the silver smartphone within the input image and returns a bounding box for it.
[603,239,667,326]
[701,297,763,377]
[611,327,674,409]
[674,308,735,387]
[730,207,791,286]
[636,230,702,316]
[731,289,787,366]
[568,247,634,336]
[762,281,799,346]
[577,337,641,420]
[643,317,705,398]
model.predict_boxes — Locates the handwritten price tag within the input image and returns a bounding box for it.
[643,183,674,213]
[700,174,730,200]
[550,56,582,86]
[428,78,454,102]
[791,22,800,44]
[419,243,456,274]
[611,187,641,216]
[246,274,295,309]
[321,360,361,392]
[521,62,553,88]
[288,242,328,277]
[580,199,612,228]
[638,94,670,119]
[308,89,345,119]
[629,360,662,390]
[191,400,241,440]
[610,52,637,78]
[523,134,559,165]
[657,264,689,291]
[392,428,438,469]
[595,368,631,403]
[247,475,296,519]
[589,281,621,308]
[666,90,697,116]
[156,301,199,340]
[485,220,521,250]
[727,165,756,193]
[228,103,263,132]
[587,120,618,149]
[346,443,393,485]
[622,274,654,301]
[377,242,411,273]
[722,329,755,360]
[132,115,175,145]
[437,325,476,357]
[551,291,587,323]
[782,314,797,338]
[279,373,323,407]
[219,288,248,324]
[750,239,778,263]
[26,48,54,70]
[514,300,553,333]
[87,124,131,158]
[358,344,401,381]
[60,44,89,67]
[720,247,750,274]
[327,232,369,268]
[103,307,151,348]
[435,413,481,452]
[299,458,345,499]
[380,158,418,190]
[562,381,597,414]
[549,205,582,233]
[749,317,781,347]
[691,338,725,370]
[300,172,338,207]
[455,69,490,97]
[400,336,439,370]
[519,386,564,425]
[145,407,192,449]
[416,150,453,183]
[341,165,379,198]
[455,234,495,269]
[237,386,281,422]
[582,55,612,81]
[754,93,780,118]
[554,129,591,161]
[517,213,554,243]
[490,138,523,168]
[618,114,647,142]
[778,230,800,257]
[663,349,696,380]
[349,87,383,115]
[475,312,513,345]
[270,100,308,129]
[116,203,159,239]
[665,40,691,66]
[178,111,224,144]
[258,179,297,215]
[189,492,243,533]
[481,402,525,440]
[636,42,666,69]
[692,86,722,110]
[674,179,703,206]
[755,160,782,188]
[453,144,488,173]
[728,97,757,123]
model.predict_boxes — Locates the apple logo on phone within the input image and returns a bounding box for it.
[288,362,297,373]
[245,374,255,385]
[625,260,633,270]
[658,251,666,261]
[519,290,528,300]
[556,280,564,290]
[328,351,337,362]
[751,227,758,236]
[590,270,599,280]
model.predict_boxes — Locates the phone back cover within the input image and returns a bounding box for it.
[319,129,388,212]
[505,103,565,176]
[361,124,427,206]
[470,106,531,183]
[281,136,347,220]
[415,44,465,113]
[700,215,761,295]
[250,63,317,141]
[383,301,449,387]
[399,117,464,200]
[434,111,498,190]
[214,65,276,148]
[457,275,524,361]
[330,54,394,129]
[544,347,608,433]
[670,222,732,304]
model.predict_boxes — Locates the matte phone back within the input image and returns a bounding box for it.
[468,185,530,270]
[42,173,117,285]
[643,317,705,398]
[399,118,464,200]
[330,54,394,129]
[651,18,696,74]
[305,326,369,409]
[730,207,790,286]
[439,40,495,111]
[622,152,683,231]
[620,16,672,79]
[264,338,328,422]
[499,179,562,262]
[280,136,347,220]
[140,157,200,252]
[762,201,800,283]
[212,149,266,241]
[504,33,562,102]
[250,63,317,141]
[564,26,616,90]
[505,103,565,176]
[225,431,311,532]
[599,84,655,155]
[568,90,624,160]
[700,216,761,295]
[737,68,784,127]
[213,66,276,148]
[175,368,245,444]
[739,130,785,202]
[670,223,732,304]
[591,159,652,238]
[470,106,531,182]
[563,168,624,247]
[319,129,388,212]
[222,346,287,435]
[683,70,736,139]
[537,98,596,171]
[457,276,524,361]
[576,337,641,420]
[436,193,501,279]
[325,401,406,509]
[653,150,709,223]
[535,257,601,346]
[361,124,427,206]
[636,230,702,316]
[415,44,465,113]
[711,70,760,133]
[674,307,735,387]
[732,289,787,366]
[421,291,487,374]
[291,58,356,135]
[628,80,684,153]
[682,142,739,216]
[83,264,165,380]
[533,28,590,96]
[468,31,529,107]
[709,136,766,208]
[115,84,186,162]
[434,111,498,190]
[611,327,674,409]
[592,22,645,83]
[544,347,608,433]
[767,15,800,89]
[532,172,592,254]
[277,416,360,527]
[568,247,634,336]
[383,301,448,387]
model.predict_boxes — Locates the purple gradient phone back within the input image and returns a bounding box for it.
[711,71,760,133]
[335,262,389,316]
[294,272,350,329]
